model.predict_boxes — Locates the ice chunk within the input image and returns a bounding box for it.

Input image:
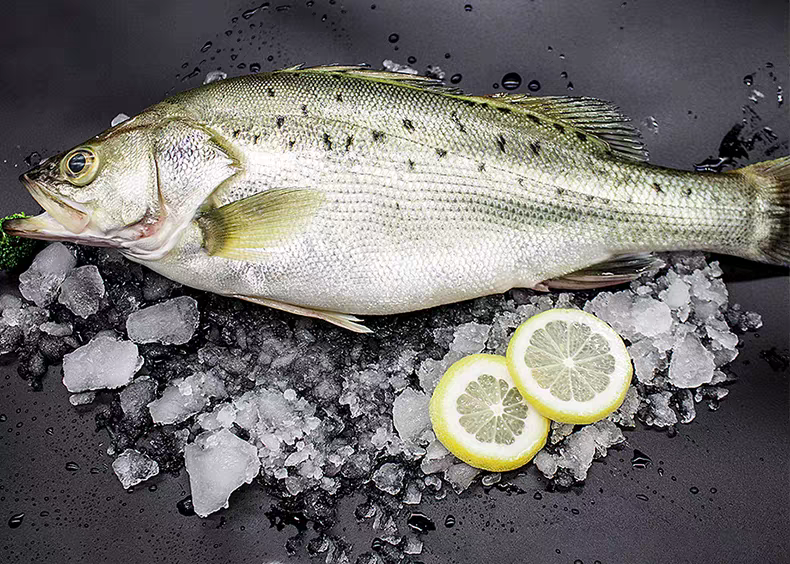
[675,389,696,424]
[607,386,640,427]
[120,377,157,419]
[57,265,105,318]
[534,420,624,483]
[111,113,130,126]
[445,462,480,493]
[382,59,419,75]
[184,429,260,517]
[126,296,199,345]
[373,462,405,495]
[112,448,160,489]
[403,481,423,505]
[40,321,73,336]
[662,278,690,309]
[392,387,430,444]
[203,70,227,84]
[62,334,142,392]
[18,243,76,307]
[403,536,424,555]
[631,297,672,337]
[669,334,715,388]
[148,371,227,425]
[69,391,96,406]
[644,391,678,428]
[629,339,663,385]
[450,322,491,354]
[420,440,453,475]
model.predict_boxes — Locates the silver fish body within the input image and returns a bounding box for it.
[8,66,789,331]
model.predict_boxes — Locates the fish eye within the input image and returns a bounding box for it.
[61,148,99,186]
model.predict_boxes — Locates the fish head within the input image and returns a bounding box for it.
[7,109,238,260]
[6,120,162,249]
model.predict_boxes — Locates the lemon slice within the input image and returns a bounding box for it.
[429,354,550,472]
[506,308,632,424]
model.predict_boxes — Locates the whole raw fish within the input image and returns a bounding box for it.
[7,66,789,332]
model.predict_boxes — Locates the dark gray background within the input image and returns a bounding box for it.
[0,1,787,563]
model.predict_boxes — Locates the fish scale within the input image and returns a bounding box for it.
[7,66,789,331]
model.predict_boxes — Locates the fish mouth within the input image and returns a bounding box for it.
[4,174,117,247]
[18,173,91,234]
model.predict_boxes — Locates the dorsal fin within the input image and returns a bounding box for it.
[473,94,649,162]
[276,64,465,95]
[480,94,649,162]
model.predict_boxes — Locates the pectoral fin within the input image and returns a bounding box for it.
[543,253,661,290]
[234,294,373,333]
[198,189,324,260]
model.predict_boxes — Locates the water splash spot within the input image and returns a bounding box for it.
[450,74,462,84]
[388,33,399,43]
[501,72,522,90]
[8,513,24,529]
[527,80,541,92]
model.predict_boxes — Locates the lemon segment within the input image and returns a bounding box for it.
[429,354,550,472]
[506,308,632,425]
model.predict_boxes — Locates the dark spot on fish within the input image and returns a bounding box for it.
[529,141,541,156]
[556,187,566,196]
[496,135,506,153]
[652,182,664,194]
[301,104,308,116]
[554,123,565,134]
[585,194,594,202]
[336,93,343,102]
[345,135,353,151]
[288,139,296,149]
[395,202,401,210]
[602,198,611,204]
[276,116,285,129]
[461,99,477,108]
[407,159,415,170]
[450,111,466,133]
[372,130,385,142]
[267,88,275,97]
[253,134,260,144]
[436,148,447,158]
[517,178,524,186]
[478,162,486,172]
[627,196,633,203]
[322,133,332,150]
[527,114,542,125]
[576,131,587,142]
[683,187,692,197]
[233,129,241,139]
[496,106,512,114]
[402,118,415,132]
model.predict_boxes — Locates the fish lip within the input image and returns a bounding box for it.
[4,212,120,248]
[19,173,90,234]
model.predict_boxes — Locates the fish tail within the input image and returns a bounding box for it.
[730,156,790,265]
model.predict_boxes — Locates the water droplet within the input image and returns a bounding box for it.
[533,491,543,500]
[181,67,201,82]
[237,62,247,69]
[250,62,261,73]
[388,33,399,43]
[306,0,314,6]
[657,467,665,476]
[574,560,584,564]
[225,30,233,36]
[559,53,565,59]
[464,4,473,11]
[370,3,376,9]
[560,71,568,79]
[371,538,383,550]
[8,513,24,528]
[743,74,753,86]
[444,514,455,527]
[492,83,499,89]
[65,462,80,472]
[636,494,649,501]
[778,86,784,107]
[45,427,54,435]
[631,449,652,469]
[89,467,100,475]
[24,152,41,167]
[275,4,291,12]
[710,487,717,494]
[39,511,49,517]
[689,486,699,494]
[444,53,451,59]
[501,72,522,90]
[148,484,158,492]
[407,512,436,534]
[566,81,574,91]
[0,414,6,422]
[527,80,541,92]
[201,41,213,53]
[177,495,195,516]
[450,74,462,84]
[407,56,416,64]
[243,3,269,19]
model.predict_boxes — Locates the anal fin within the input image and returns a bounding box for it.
[543,253,662,290]
[234,294,373,333]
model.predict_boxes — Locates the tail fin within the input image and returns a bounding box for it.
[732,156,790,265]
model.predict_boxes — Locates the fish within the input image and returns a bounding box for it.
[6,65,789,333]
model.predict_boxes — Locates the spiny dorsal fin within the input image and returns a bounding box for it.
[544,253,662,290]
[277,64,464,96]
[198,189,324,261]
[478,94,650,162]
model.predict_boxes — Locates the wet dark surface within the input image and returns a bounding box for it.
[0,1,788,563]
